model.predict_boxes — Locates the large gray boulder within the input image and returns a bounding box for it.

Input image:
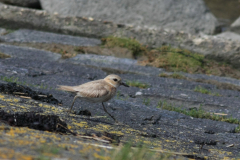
[39,0,218,34]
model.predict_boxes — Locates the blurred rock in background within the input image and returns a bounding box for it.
[39,0,218,35]
[204,0,240,40]
[204,0,240,31]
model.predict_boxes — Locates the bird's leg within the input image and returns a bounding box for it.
[68,95,77,115]
[102,102,118,123]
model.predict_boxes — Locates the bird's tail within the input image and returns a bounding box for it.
[57,85,77,93]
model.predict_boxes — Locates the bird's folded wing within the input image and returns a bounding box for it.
[73,82,110,98]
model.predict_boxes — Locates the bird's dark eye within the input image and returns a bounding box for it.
[113,78,118,82]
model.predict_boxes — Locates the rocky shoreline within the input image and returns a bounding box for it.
[1,3,240,69]
[0,1,240,160]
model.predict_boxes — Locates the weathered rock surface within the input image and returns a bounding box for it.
[1,29,240,159]
[0,29,101,46]
[2,29,240,85]
[0,27,7,35]
[1,4,240,69]
[39,0,218,35]
[215,31,240,42]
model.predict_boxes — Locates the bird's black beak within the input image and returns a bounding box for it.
[120,81,129,87]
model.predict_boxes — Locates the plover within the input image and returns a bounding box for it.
[58,74,129,122]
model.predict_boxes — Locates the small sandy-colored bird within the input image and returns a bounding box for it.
[58,74,129,122]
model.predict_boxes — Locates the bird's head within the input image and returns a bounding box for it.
[104,74,129,88]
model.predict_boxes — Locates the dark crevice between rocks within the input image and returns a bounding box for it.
[194,137,217,146]
[182,155,206,160]
[26,2,42,10]
[27,70,46,77]
[152,115,162,125]
[141,115,162,125]
[194,136,217,154]
[204,126,225,134]
[76,109,92,116]
[140,132,157,138]
[0,110,122,144]
[1,1,42,10]
[0,110,71,134]
[0,82,62,105]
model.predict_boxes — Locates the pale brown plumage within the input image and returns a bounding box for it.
[58,74,129,122]
[58,80,116,102]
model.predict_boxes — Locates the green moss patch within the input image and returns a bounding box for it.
[145,46,204,73]
[5,36,240,80]
[139,45,240,79]
[36,144,61,155]
[101,36,147,58]
[194,86,221,96]
[143,98,151,106]
[101,37,240,80]
[158,101,240,132]
[111,143,171,160]
[126,80,150,89]
[159,73,240,93]
[0,52,11,59]
[0,76,19,83]
[0,76,51,90]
